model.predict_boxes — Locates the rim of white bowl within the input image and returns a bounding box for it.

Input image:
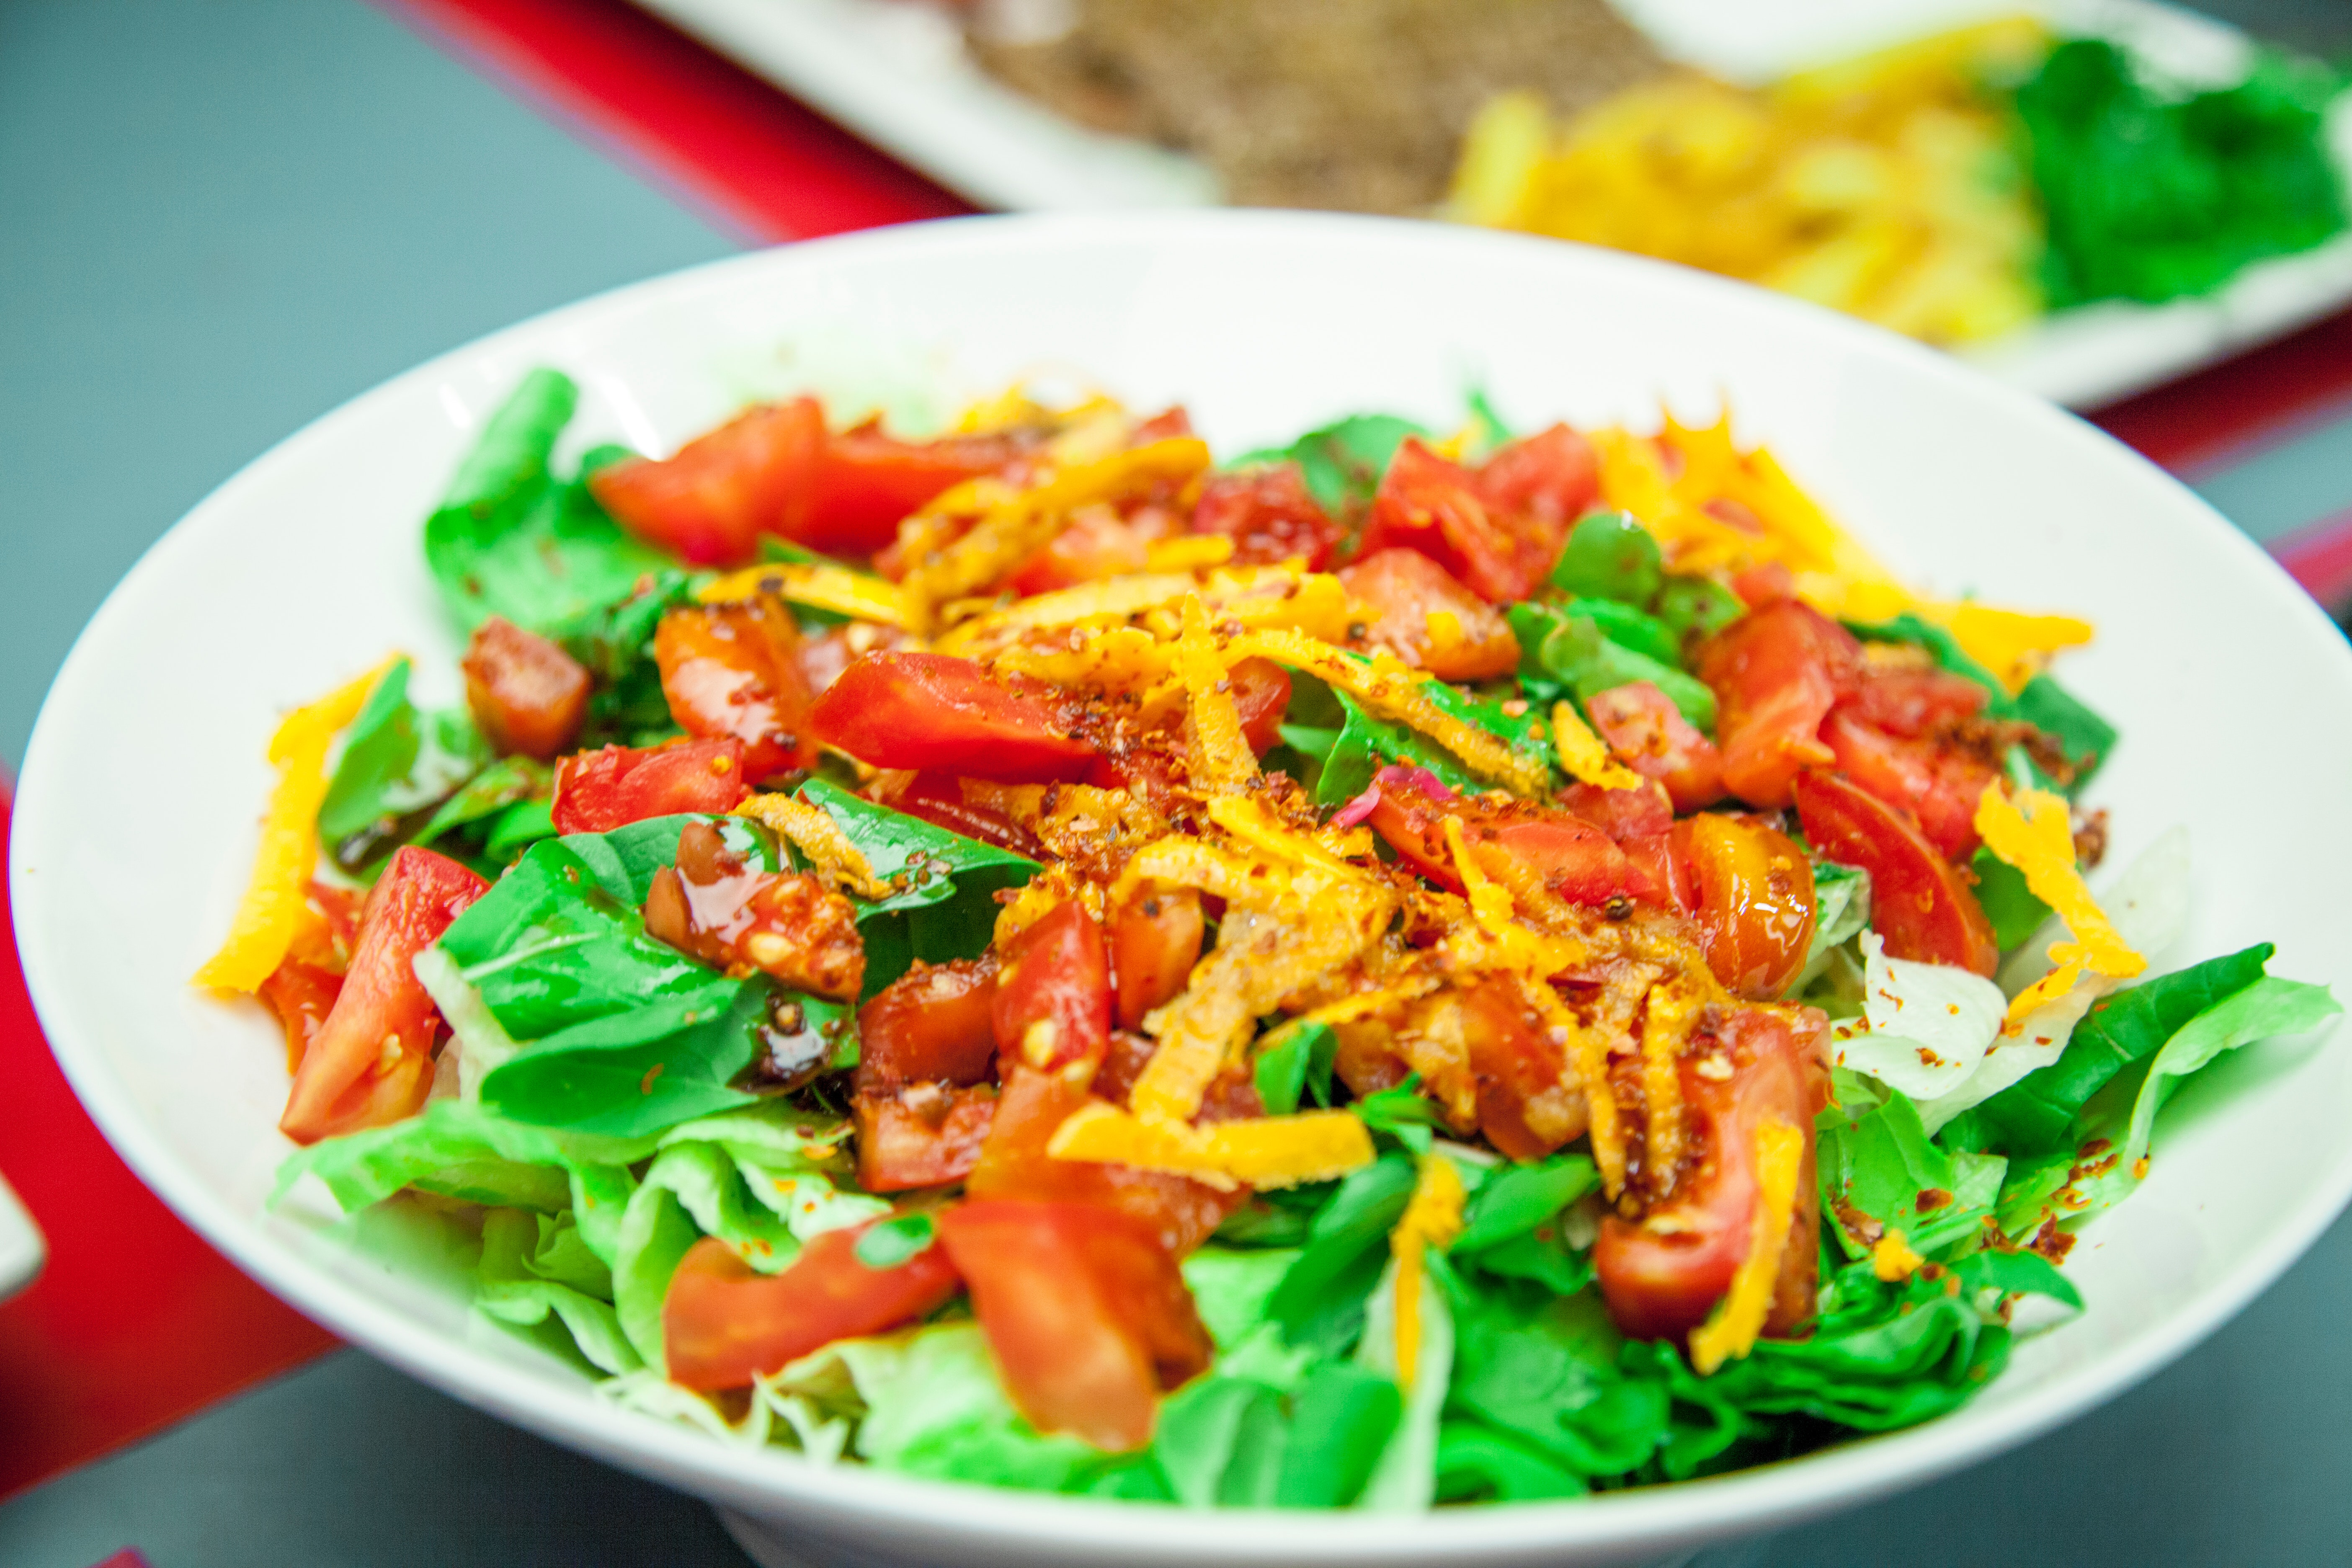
[17,209,2352,1561]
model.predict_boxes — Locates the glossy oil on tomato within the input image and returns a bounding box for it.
[1697,601,1861,810]
[549,738,749,834]
[810,652,1097,783]
[1679,813,1817,999]
[1793,769,1999,975]
[653,595,819,783]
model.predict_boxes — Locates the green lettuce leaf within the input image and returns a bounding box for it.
[790,778,1038,998]
[1450,1153,1599,1297]
[1254,1019,1338,1117]
[1312,680,1552,810]
[1547,512,1661,606]
[1231,413,1429,515]
[1508,602,1716,732]
[316,657,495,874]
[1267,1154,1419,1356]
[1444,1288,1666,1481]
[422,371,674,634]
[476,1207,641,1374]
[1818,1071,2005,1261]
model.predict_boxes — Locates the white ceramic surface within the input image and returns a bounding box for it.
[634,0,2352,408]
[15,212,2352,1567]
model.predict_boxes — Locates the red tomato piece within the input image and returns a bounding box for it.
[1793,770,1999,975]
[1006,507,1162,596]
[279,847,489,1145]
[967,1069,1238,1256]
[1359,440,1542,604]
[1620,829,1698,915]
[1112,887,1204,1032]
[1696,601,1863,810]
[460,615,590,761]
[642,821,866,1001]
[550,738,749,835]
[993,900,1112,1076]
[810,652,1096,783]
[1820,709,1996,862]
[801,422,1025,556]
[1338,548,1522,681]
[1363,766,1651,908]
[936,1200,1214,1452]
[1594,1006,1827,1341]
[1584,681,1728,813]
[856,957,1000,1094]
[590,399,823,567]
[1556,778,1674,842]
[1472,423,1601,531]
[654,596,819,784]
[854,1085,998,1192]
[887,774,1044,858]
[259,958,343,1077]
[1678,813,1817,1000]
[1461,976,1585,1161]
[1841,665,1988,738]
[1190,464,1344,571]
[663,1227,963,1391]
[1225,656,1293,756]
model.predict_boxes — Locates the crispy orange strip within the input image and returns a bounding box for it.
[1551,701,1646,790]
[1975,781,2143,1029]
[194,656,400,993]
[1046,1103,1374,1191]
[1390,1153,1467,1391]
[1176,594,1256,794]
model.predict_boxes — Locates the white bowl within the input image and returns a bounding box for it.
[15,212,2352,1568]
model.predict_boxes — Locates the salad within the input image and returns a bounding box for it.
[198,367,2337,1508]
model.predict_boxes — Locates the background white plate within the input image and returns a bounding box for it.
[631,0,2352,408]
[15,213,2352,1567]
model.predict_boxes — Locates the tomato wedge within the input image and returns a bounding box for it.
[1556,778,1673,842]
[1594,1006,1826,1341]
[1679,813,1816,999]
[1338,548,1522,681]
[1461,975,1585,1161]
[856,957,1000,1093]
[810,652,1097,783]
[1112,887,1204,1031]
[1363,765,1653,908]
[550,738,749,834]
[936,1199,1213,1452]
[1473,423,1602,532]
[653,596,819,783]
[887,774,1042,857]
[802,421,1025,556]
[279,847,488,1145]
[1584,681,1727,814]
[1820,709,1996,862]
[1792,769,1999,975]
[461,615,590,761]
[663,1226,962,1390]
[591,400,822,567]
[1360,439,1545,605]
[1190,463,1342,570]
[993,899,1112,1076]
[854,1086,997,1193]
[1696,601,1862,810]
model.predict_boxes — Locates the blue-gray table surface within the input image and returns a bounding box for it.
[8,1,2352,1563]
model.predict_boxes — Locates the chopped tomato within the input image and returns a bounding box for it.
[1584,682,1727,813]
[1793,770,1999,975]
[854,1085,997,1192]
[662,1226,962,1391]
[886,774,1043,857]
[1678,814,1816,1000]
[1820,709,1996,861]
[279,848,489,1145]
[1620,829,1698,915]
[1473,423,1602,532]
[993,899,1112,1076]
[653,596,818,784]
[810,652,1097,783]
[1112,887,1203,1031]
[1189,464,1343,570]
[802,421,1025,556]
[1461,976,1584,1161]
[1696,601,1862,810]
[936,1199,1213,1452]
[259,958,343,1076]
[1360,439,1549,604]
[855,957,1000,1093]
[1364,766,1653,908]
[642,821,865,1001]
[1594,1005,1827,1341]
[460,615,590,761]
[1225,656,1293,756]
[591,399,822,567]
[1128,407,1196,444]
[1841,664,1988,738]
[1338,548,1522,681]
[966,1069,1238,1256]
[1556,777,1674,841]
[550,738,749,835]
